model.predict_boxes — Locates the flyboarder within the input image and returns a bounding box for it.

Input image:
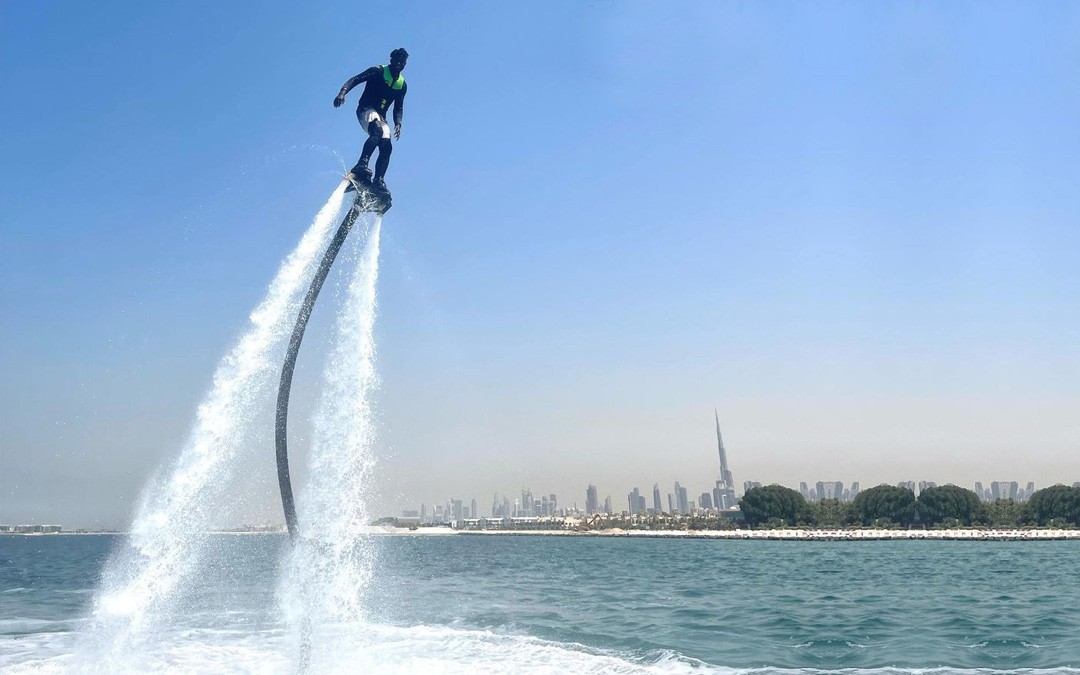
[333,48,408,200]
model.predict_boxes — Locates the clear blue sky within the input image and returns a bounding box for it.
[2,2,1078,526]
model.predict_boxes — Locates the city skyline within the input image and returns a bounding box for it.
[393,418,1070,520]
[7,477,1075,530]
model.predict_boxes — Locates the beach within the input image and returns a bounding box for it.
[372,525,1080,540]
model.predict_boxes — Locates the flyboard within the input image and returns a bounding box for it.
[275,176,388,541]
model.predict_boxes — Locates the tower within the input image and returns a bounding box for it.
[586,484,599,514]
[714,409,736,508]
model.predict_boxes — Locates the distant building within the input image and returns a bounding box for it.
[974,482,988,501]
[897,481,915,493]
[713,410,737,508]
[674,482,690,514]
[800,482,813,501]
[991,481,1019,501]
[817,481,843,501]
[918,481,937,494]
[849,482,860,501]
[652,484,662,512]
[743,481,761,494]
[603,495,613,514]
[627,487,646,514]
[699,492,714,509]
[586,484,599,514]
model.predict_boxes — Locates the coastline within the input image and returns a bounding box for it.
[5,528,1078,541]
[369,526,1080,541]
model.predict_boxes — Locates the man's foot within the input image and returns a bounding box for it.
[372,177,389,194]
[347,166,373,185]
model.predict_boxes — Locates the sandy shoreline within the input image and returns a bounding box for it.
[369,526,1080,541]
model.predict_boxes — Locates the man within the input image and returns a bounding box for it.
[333,48,408,195]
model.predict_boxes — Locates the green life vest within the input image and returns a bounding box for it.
[359,65,405,115]
[382,65,405,90]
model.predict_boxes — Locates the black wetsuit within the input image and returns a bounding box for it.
[338,65,406,185]
[339,66,407,131]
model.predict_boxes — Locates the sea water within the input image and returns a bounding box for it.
[2,534,1078,673]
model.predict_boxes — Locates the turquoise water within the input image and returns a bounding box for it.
[2,534,1079,672]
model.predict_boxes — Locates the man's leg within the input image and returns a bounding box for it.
[349,136,378,182]
[373,139,393,188]
[350,109,384,182]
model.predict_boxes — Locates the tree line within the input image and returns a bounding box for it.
[738,483,1080,529]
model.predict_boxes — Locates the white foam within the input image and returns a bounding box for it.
[7,622,1080,674]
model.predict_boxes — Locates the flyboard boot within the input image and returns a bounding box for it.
[344,165,391,213]
[344,165,373,193]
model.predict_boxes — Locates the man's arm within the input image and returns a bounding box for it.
[333,66,381,107]
[392,82,407,138]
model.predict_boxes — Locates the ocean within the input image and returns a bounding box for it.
[1,534,1078,673]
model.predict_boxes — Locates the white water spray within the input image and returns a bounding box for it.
[82,187,350,663]
[281,214,384,665]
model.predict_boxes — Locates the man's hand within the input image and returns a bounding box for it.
[394,123,402,140]
[333,94,345,108]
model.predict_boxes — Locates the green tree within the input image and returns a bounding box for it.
[851,484,917,527]
[916,484,982,527]
[807,499,854,527]
[739,485,811,528]
[1026,485,1080,526]
[979,499,1034,527]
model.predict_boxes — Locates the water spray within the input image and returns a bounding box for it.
[276,185,383,539]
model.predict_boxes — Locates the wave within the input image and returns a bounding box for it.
[5,622,1080,674]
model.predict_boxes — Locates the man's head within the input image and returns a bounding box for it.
[389,48,408,76]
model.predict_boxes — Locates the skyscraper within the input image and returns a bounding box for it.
[675,482,690,514]
[586,485,599,514]
[652,484,662,512]
[714,410,736,508]
[991,481,1019,501]
[975,482,987,501]
[817,481,843,501]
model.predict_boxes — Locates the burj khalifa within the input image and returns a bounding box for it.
[713,409,737,509]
